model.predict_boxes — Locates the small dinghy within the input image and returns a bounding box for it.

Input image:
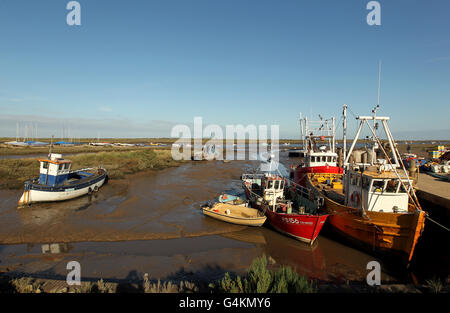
[18,153,107,206]
[201,202,266,227]
[218,193,246,205]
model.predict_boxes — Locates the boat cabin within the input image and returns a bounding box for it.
[344,169,411,213]
[242,173,285,206]
[262,174,285,205]
[38,153,72,186]
[305,148,338,168]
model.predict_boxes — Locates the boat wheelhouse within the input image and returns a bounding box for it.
[345,167,412,213]
[242,173,285,207]
[304,148,338,168]
[38,154,73,186]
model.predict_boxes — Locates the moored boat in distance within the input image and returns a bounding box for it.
[307,105,427,264]
[18,153,107,206]
[242,173,328,245]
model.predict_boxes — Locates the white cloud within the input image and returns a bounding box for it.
[98,106,113,113]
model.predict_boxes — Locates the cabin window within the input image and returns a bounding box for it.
[64,163,70,170]
[371,180,384,193]
[267,181,273,189]
[58,164,64,171]
[385,180,399,193]
[42,162,48,169]
[274,180,280,189]
[280,181,284,189]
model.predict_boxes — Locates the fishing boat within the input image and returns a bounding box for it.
[307,106,426,263]
[291,113,343,187]
[201,202,267,226]
[18,153,107,206]
[242,173,328,244]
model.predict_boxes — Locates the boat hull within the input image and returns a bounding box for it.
[18,169,107,206]
[243,184,328,244]
[202,204,266,227]
[263,208,328,244]
[307,177,426,263]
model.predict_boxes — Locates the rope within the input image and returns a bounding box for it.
[425,216,450,232]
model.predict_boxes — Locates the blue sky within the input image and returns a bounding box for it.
[0,0,449,139]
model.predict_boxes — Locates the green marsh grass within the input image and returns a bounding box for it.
[210,254,317,293]
[0,149,181,189]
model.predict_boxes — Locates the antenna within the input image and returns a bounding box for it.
[377,60,382,107]
[371,60,382,164]
[48,135,54,158]
[342,104,347,163]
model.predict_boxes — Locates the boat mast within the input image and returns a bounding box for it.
[48,135,53,158]
[332,116,336,153]
[371,104,379,166]
[299,112,303,148]
[305,115,309,152]
[371,60,382,165]
[342,104,347,164]
[377,60,382,110]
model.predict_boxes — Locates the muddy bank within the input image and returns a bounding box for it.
[0,160,254,244]
[0,229,402,286]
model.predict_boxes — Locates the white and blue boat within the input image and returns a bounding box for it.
[18,153,107,206]
[218,193,246,205]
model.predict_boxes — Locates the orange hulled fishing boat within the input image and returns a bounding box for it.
[307,106,426,264]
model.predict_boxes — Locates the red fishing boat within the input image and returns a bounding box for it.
[291,114,343,187]
[241,173,328,245]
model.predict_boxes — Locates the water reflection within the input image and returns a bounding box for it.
[41,243,73,254]
[220,227,328,280]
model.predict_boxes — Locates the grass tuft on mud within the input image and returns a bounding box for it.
[0,149,181,189]
[210,255,317,293]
